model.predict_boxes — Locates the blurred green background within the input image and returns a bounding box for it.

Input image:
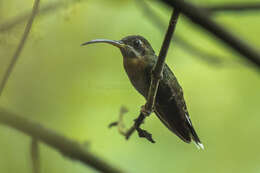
[1,0,260,173]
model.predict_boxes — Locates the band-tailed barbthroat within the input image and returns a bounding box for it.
[82,35,204,149]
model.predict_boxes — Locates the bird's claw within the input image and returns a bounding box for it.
[136,127,155,143]
[141,105,152,116]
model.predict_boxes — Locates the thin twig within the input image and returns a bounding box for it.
[121,8,181,142]
[31,139,40,173]
[161,0,260,68]
[0,2,41,173]
[0,0,40,95]
[109,106,128,135]
[0,108,124,173]
[0,1,67,32]
[205,3,260,13]
[136,0,224,66]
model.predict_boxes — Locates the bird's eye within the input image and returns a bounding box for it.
[133,39,142,49]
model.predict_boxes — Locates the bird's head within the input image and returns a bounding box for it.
[81,35,155,60]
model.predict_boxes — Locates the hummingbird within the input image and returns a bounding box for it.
[82,35,204,149]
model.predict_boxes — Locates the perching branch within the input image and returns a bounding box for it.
[135,0,224,66]
[110,8,180,143]
[160,0,260,68]
[0,0,40,95]
[0,108,124,173]
[205,3,260,13]
[148,10,180,110]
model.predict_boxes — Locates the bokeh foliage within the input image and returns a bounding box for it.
[0,0,260,173]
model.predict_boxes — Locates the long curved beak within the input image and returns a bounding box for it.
[81,39,126,49]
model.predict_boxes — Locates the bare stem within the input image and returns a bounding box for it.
[0,0,41,95]
[0,1,42,172]
[0,108,124,173]
[109,106,129,136]
[0,1,79,33]
[147,9,180,112]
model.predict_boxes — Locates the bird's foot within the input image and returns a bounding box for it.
[109,106,155,143]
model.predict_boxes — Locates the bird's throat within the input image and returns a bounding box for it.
[123,57,146,76]
[123,57,150,97]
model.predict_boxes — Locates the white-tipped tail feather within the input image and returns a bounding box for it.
[194,141,204,150]
[185,114,204,150]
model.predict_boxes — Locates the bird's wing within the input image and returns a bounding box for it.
[154,64,193,143]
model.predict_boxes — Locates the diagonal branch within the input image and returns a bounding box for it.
[135,0,224,66]
[0,0,40,95]
[0,108,124,173]
[205,3,260,13]
[0,1,67,32]
[160,0,260,68]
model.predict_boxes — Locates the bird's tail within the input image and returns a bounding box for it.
[185,114,204,150]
